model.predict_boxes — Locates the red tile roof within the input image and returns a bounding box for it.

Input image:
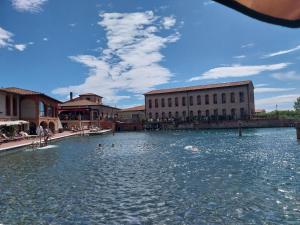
[60,99,101,107]
[60,98,120,110]
[79,93,103,98]
[144,80,253,95]
[0,87,40,95]
[120,105,145,112]
[0,87,61,103]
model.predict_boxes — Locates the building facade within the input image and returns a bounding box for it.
[59,93,119,129]
[0,87,61,133]
[118,105,145,122]
[144,80,255,121]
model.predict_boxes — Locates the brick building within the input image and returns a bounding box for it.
[0,87,61,134]
[144,80,255,121]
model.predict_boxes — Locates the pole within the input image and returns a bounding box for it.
[238,121,242,137]
[296,123,300,140]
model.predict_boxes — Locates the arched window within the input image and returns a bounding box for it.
[39,101,46,117]
[168,112,172,118]
[149,112,152,119]
[206,110,210,117]
[155,112,159,119]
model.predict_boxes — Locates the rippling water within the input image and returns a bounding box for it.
[0,128,300,224]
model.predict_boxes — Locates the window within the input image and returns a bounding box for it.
[239,92,245,103]
[39,101,46,117]
[230,92,235,103]
[205,94,209,105]
[161,98,165,108]
[182,97,186,106]
[168,98,172,107]
[214,109,218,116]
[175,111,179,118]
[12,96,17,116]
[213,94,217,104]
[182,111,186,118]
[149,99,152,108]
[205,110,210,117]
[231,108,236,118]
[190,110,194,118]
[47,105,53,117]
[197,95,201,105]
[155,112,159,119]
[155,99,158,108]
[189,96,193,106]
[175,97,178,107]
[162,112,165,119]
[5,95,11,116]
[149,112,152,118]
[222,93,226,104]
[168,112,172,118]
[197,110,201,117]
[222,109,226,117]
[240,108,245,117]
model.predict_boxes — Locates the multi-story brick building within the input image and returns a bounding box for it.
[144,80,255,121]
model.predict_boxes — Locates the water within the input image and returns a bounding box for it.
[0,128,300,224]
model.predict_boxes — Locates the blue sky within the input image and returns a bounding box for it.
[1,0,300,110]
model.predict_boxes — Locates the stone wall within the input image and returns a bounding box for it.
[148,119,297,130]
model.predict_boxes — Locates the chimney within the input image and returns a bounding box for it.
[70,92,73,100]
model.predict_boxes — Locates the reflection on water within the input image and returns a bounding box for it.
[0,128,300,224]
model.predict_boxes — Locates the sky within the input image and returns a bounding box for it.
[0,0,300,110]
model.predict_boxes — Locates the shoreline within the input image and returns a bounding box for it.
[0,129,113,154]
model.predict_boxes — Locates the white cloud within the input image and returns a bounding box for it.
[11,0,47,13]
[188,63,289,81]
[256,94,300,109]
[43,37,48,41]
[272,71,300,81]
[162,16,176,29]
[255,83,268,87]
[53,11,180,104]
[241,43,254,48]
[14,44,27,51]
[0,26,27,52]
[263,44,300,58]
[233,55,246,59]
[255,87,295,93]
[0,27,13,48]
[203,1,215,6]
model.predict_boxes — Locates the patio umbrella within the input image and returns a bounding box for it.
[214,0,300,28]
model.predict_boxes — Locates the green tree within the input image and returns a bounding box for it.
[294,97,300,111]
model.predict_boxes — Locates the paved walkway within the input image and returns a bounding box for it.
[0,131,80,153]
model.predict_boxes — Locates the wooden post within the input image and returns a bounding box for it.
[238,121,242,137]
[296,123,300,140]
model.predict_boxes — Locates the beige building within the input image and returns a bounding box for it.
[144,80,255,121]
[118,105,145,122]
[59,93,119,129]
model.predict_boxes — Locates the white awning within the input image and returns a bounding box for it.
[0,120,29,126]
